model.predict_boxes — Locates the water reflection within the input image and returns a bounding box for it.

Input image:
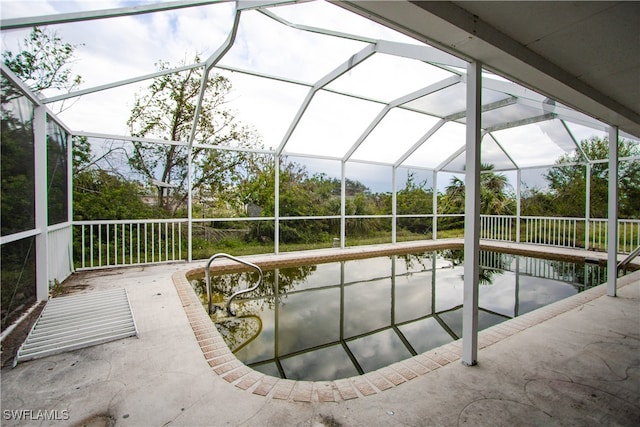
[189,250,606,381]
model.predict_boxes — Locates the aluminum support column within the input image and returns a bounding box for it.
[34,106,49,301]
[433,170,438,240]
[607,127,618,296]
[516,169,521,242]
[67,120,75,273]
[275,155,280,254]
[392,167,397,244]
[187,149,193,262]
[462,61,481,366]
[585,163,591,250]
[340,161,346,248]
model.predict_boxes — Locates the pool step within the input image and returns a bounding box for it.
[16,288,138,363]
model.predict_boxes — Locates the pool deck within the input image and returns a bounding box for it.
[1,240,639,426]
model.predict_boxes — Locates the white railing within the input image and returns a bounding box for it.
[74,219,187,270]
[521,216,579,248]
[478,216,640,254]
[71,216,640,270]
[588,218,640,253]
[619,220,640,253]
[480,215,515,242]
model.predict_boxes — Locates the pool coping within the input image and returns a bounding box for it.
[171,240,637,403]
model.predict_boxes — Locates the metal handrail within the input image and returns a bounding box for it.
[618,244,640,275]
[205,253,263,316]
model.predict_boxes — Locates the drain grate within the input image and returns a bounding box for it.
[16,288,138,363]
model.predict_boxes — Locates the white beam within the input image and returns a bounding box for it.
[43,63,205,104]
[1,63,43,106]
[0,0,223,29]
[485,132,520,170]
[434,142,465,172]
[345,76,460,163]
[34,107,49,301]
[607,127,619,296]
[186,6,241,259]
[276,44,376,155]
[189,9,240,151]
[443,96,517,122]
[483,113,556,133]
[0,228,40,246]
[462,61,481,366]
[515,96,608,134]
[259,8,377,44]
[560,119,590,162]
[238,0,296,11]
[74,131,188,147]
[395,120,446,168]
[188,8,241,149]
[375,40,467,68]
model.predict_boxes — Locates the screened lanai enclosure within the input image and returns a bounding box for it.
[2,1,639,365]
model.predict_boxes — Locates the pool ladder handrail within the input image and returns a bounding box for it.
[205,253,263,316]
[618,244,640,275]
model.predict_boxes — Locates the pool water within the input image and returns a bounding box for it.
[189,249,606,381]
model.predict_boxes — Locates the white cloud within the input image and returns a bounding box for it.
[220,70,309,149]
[351,108,442,164]
[284,90,382,157]
[221,8,369,83]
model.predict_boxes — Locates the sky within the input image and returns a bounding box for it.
[1,0,624,193]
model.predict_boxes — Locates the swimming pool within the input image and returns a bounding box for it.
[189,248,606,381]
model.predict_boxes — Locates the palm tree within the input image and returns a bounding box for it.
[440,163,515,216]
[479,164,515,215]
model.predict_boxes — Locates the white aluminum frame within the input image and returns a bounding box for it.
[462,61,481,366]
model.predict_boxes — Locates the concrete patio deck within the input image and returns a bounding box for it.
[1,241,639,426]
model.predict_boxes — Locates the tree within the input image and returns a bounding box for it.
[394,172,434,234]
[2,27,84,233]
[520,187,555,216]
[237,157,387,244]
[73,169,164,221]
[127,57,262,215]
[0,92,35,236]
[2,27,82,330]
[440,164,514,216]
[440,175,465,215]
[71,136,164,221]
[544,136,640,218]
[3,27,82,102]
[438,164,515,231]
[240,159,342,244]
[479,164,515,215]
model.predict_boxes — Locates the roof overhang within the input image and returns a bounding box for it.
[334,1,640,138]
